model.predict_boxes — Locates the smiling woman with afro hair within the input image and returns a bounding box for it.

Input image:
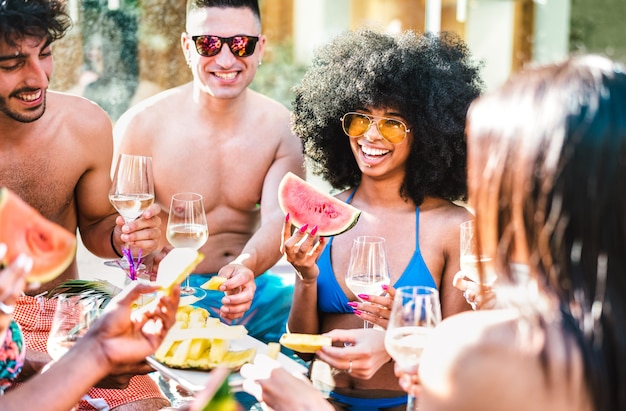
[280,28,484,411]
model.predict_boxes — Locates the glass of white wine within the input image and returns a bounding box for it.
[166,192,208,299]
[385,285,441,411]
[345,236,391,328]
[460,220,496,285]
[47,294,101,361]
[106,154,155,270]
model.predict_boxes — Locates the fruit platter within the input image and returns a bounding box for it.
[148,305,307,392]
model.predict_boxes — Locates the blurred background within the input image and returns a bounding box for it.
[52,0,626,119]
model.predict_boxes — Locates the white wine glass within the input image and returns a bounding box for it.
[47,294,101,361]
[460,220,496,285]
[345,236,391,328]
[166,192,208,300]
[106,154,155,271]
[385,285,441,411]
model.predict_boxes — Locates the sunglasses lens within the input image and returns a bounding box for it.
[343,113,371,137]
[194,35,222,57]
[379,119,407,144]
[229,36,258,57]
[193,35,258,57]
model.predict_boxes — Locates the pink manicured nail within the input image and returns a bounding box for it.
[310,225,318,236]
[354,310,363,316]
[299,224,309,233]
[285,213,290,222]
[347,301,358,308]
[358,294,370,300]
[381,284,389,291]
[319,237,325,244]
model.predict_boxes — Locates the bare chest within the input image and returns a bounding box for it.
[0,152,77,223]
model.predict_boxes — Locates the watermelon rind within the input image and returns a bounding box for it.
[278,172,361,237]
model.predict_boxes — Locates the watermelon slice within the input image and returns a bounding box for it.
[0,187,77,283]
[278,172,360,237]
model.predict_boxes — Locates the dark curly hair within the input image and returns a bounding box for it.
[0,0,71,49]
[292,29,483,205]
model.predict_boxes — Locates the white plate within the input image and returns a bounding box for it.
[147,334,308,393]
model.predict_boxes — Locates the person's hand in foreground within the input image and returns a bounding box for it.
[83,281,180,381]
[240,354,333,411]
[316,328,391,379]
[348,285,396,329]
[452,272,496,310]
[1,282,180,411]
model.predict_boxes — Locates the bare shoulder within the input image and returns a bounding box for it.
[48,91,111,131]
[114,84,191,148]
[420,310,591,411]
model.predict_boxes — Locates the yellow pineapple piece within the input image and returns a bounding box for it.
[188,338,210,361]
[267,342,281,360]
[217,348,257,370]
[189,307,209,323]
[209,339,230,364]
[170,339,192,367]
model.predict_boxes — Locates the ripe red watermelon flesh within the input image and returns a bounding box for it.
[278,172,360,236]
[0,187,77,283]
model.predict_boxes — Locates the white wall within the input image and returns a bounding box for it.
[533,0,571,65]
[466,0,516,91]
[293,0,351,64]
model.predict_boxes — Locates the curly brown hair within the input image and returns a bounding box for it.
[292,28,483,205]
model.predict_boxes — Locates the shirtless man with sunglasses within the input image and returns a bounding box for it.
[114,0,304,343]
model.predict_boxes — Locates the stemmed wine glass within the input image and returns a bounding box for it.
[47,294,101,361]
[345,236,391,328]
[385,286,442,411]
[166,192,208,300]
[106,154,155,271]
[460,220,496,285]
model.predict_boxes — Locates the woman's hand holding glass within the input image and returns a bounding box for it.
[348,284,396,329]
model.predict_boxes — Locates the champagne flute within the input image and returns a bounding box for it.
[385,286,441,411]
[106,154,155,270]
[460,220,496,285]
[345,236,391,328]
[47,294,101,361]
[166,192,208,299]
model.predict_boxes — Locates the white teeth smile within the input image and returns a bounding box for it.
[215,72,237,80]
[361,145,390,156]
[17,90,41,102]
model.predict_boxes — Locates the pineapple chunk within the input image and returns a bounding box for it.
[209,339,230,363]
[267,342,281,360]
[188,338,210,361]
[170,339,192,367]
[154,305,255,370]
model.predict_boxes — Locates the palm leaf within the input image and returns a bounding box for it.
[49,279,122,310]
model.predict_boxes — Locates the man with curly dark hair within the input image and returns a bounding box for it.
[279,28,483,410]
[0,0,166,409]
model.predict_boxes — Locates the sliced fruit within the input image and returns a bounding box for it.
[278,172,361,236]
[154,248,204,292]
[279,333,332,353]
[267,342,281,360]
[201,275,227,290]
[155,306,254,371]
[0,187,77,283]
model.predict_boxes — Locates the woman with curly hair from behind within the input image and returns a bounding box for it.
[278,28,484,410]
